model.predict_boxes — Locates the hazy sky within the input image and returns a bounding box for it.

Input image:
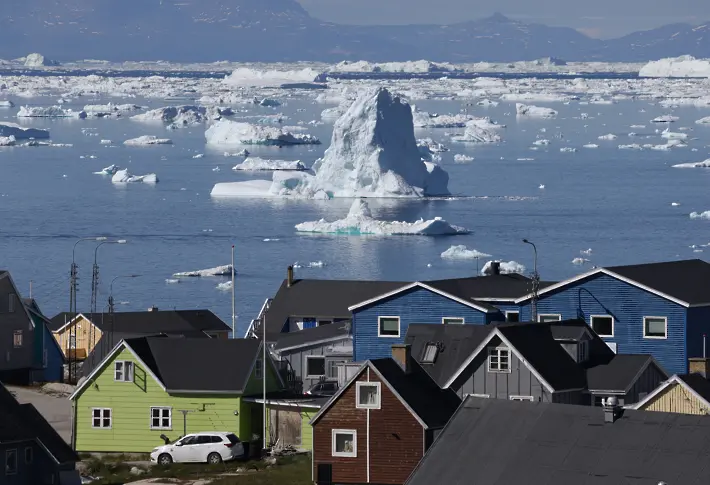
[296,0,709,38]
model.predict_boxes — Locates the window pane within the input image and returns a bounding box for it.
[539,315,560,322]
[308,358,326,376]
[422,345,438,363]
[592,316,613,336]
[500,351,510,370]
[125,362,134,381]
[645,318,666,337]
[506,313,520,323]
[379,318,399,335]
[443,318,464,325]
[335,433,354,453]
[359,385,379,406]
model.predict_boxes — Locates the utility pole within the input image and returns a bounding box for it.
[522,239,540,322]
[231,245,236,339]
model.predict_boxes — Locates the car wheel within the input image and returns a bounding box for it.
[207,452,223,465]
[158,453,173,466]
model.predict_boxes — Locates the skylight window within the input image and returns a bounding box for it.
[421,343,439,364]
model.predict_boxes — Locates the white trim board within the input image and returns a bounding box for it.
[347,282,494,313]
[442,328,556,393]
[275,335,352,353]
[630,374,710,411]
[514,267,696,307]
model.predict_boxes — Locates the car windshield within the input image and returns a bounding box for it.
[179,436,196,445]
[226,433,240,444]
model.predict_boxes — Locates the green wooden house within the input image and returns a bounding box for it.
[69,337,283,453]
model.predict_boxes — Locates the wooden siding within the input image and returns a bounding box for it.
[519,273,688,375]
[313,368,425,484]
[263,405,318,450]
[451,338,551,401]
[0,441,61,485]
[623,362,667,405]
[74,346,280,452]
[353,287,488,361]
[278,337,353,392]
[686,306,710,361]
[640,382,710,415]
[52,315,103,360]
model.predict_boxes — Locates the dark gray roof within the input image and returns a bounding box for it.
[407,397,710,485]
[50,309,230,334]
[124,337,263,393]
[274,322,351,351]
[586,354,658,392]
[678,373,710,404]
[427,273,556,301]
[264,279,407,337]
[0,383,78,464]
[606,259,710,305]
[80,331,212,379]
[370,359,461,428]
[404,323,493,387]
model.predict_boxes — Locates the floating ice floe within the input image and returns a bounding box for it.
[533,139,550,146]
[583,144,599,148]
[17,106,86,118]
[580,248,593,255]
[0,135,16,146]
[111,169,158,183]
[696,116,710,125]
[93,164,119,175]
[83,103,142,114]
[481,260,526,275]
[0,122,50,139]
[440,245,491,260]
[223,67,326,88]
[671,202,681,206]
[598,134,617,140]
[23,53,59,67]
[651,115,679,123]
[477,99,499,107]
[254,98,281,107]
[453,154,474,163]
[295,199,468,236]
[560,147,577,152]
[232,157,307,171]
[123,136,173,146]
[100,139,113,145]
[690,211,710,220]
[165,279,180,284]
[661,128,688,140]
[417,138,450,154]
[452,120,502,143]
[205,120,319,146]
[412,108,473,128]
[0,100,15,108]
[572,257,590,265]
[216,281,233,291]
[639,56,710,78]
[293,261,326,268]
[515,103,558,118]
[211,88,450,199]
[673,160,710,168]
[173,264,234,277]
[132,106,206,128]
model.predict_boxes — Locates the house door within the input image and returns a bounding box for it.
[270,409,302,447]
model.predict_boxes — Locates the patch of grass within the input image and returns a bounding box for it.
[211,455,312,485]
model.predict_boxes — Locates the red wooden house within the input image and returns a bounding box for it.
[310,344,461,485]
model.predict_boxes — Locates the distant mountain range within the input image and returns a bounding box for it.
[0,0,708,63]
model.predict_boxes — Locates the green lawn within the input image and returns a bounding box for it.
[86,454,311,485]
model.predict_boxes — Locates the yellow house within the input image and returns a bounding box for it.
[632,362,710,416]
[49,310,232,361]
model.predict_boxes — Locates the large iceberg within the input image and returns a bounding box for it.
[294,199,468,236]
[516,103,558,118]
[17,106,85,118]
[0,122,49,140]
[123,136,173,146]
[23,53,60,67]
[132,106,206,128]
[205,120,320,146]
[223,68,326,88]
[211,88,450,198]
[639,56,710,78]
[232,157,306,171]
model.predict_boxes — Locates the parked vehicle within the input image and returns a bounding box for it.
[305,380,339,396]
[150,432,244,465]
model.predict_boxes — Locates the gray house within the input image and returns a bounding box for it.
[406,396,710,485]
[405,319,667,406]
[271,322,353,393]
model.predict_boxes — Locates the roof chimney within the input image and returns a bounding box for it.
[491,261,501,275]
[602,396,623,423]
[689,357,710,379]
[287,265,294,288]
[148,306,158,312]
[392,344,412,374]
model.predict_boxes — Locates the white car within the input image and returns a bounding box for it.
[150,432,245,465]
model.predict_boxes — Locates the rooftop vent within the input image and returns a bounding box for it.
[148,306,159,312]
[602,396,623,424]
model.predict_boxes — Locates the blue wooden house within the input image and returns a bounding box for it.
[514,259,710,375]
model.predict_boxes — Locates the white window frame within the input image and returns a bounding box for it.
[487,347,511,373]
[255,359,263,380]
[538,314,562,323]
[510,395,534,402]
[442,317,465,325]
[643,316,668,339]
[590,315,614,337]
[377,316,400,338]
[505,311,520,322]
[5,449,17,475]
[91,408,112,429]
[355,381,381,410]
[114,361,134,382]
[332,429,357,457]
[12,330,22,348]
[305,355,326,378]
[150,407,172,430]
[468,393,490,398]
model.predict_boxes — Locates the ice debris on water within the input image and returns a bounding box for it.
[94,164,119,175]
[111,169,158,184]
[293,261,325,269]
[440,245,492,260]
[123,136,173,146]
[690,211,710,220]
[216,281,233,291]
[481,261,526,275]
[173,264,234,277]
[232,157,306,171]
[205,120,320,146]
[515,103,558,118]
[453,154,474,163]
